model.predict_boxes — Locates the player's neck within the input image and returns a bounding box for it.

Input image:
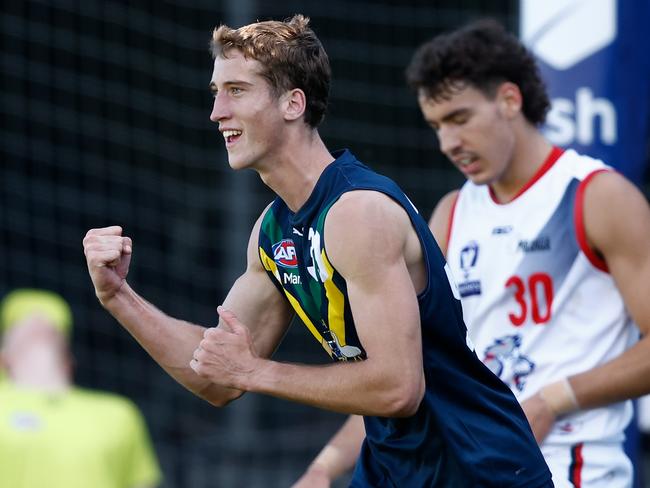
[258,130,335,212]
[490,127,553,203]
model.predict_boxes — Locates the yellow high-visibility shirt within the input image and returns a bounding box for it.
[0,383,161,488]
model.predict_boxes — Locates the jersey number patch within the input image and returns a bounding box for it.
[505,273,554,326]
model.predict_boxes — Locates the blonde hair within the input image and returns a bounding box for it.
[210,14,330,127]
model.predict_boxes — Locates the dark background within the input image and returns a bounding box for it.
[2,2,647,487]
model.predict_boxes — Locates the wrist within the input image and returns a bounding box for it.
[306,462,332,480]
[539,378,580,417]
[309,445,345,480]
[240,356,272,393]
[97,281,130,309]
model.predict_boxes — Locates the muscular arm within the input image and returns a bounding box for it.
[193,191,425,416]
[567,171,650,407]
[292,191,456,485]
[83,210,293,406]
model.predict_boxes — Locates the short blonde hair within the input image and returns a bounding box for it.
[210,14,330,127]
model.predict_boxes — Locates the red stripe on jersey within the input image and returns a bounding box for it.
[569,442,584,487]
[574,169,610,273]
[489,146,564,204]
[445,192,460,258]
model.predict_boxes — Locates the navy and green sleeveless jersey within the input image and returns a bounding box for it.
[258,150,552,488]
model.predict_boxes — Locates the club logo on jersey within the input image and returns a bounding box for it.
[517,236,551,253]
[458,241,482,297]
[272,239,298,268]
[482,334,535,392]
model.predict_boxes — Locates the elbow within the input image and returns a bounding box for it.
[380,377,425,418]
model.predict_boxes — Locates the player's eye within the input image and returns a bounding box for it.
[452,113,469,125]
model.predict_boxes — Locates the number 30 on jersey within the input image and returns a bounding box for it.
[505,273,553,326]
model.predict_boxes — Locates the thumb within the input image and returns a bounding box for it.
[217,306,246,334]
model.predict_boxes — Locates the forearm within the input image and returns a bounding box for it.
[568,335,650,411]
[101,282,240,403]
[307,415,365,480]
[245,358,423,417]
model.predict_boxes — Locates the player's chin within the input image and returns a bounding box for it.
[466,172,492,186]
[226,156,244,170]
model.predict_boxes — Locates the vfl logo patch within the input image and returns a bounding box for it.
[460,241,479,276]
[458,241,481,297]
[272,239,298,268]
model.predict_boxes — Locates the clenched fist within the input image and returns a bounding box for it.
[189,306,261,391]
[83,226,133,304]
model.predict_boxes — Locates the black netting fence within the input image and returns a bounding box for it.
[2,1,560,487]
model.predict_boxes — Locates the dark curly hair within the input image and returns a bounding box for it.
[406,19,550,126]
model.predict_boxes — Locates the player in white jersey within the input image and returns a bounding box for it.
[443,147,635,487]
[294,19,650,488]
[412,20,650,488]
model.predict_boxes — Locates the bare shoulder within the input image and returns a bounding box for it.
[583,171,650,254]
[428,190,460,255]
[328,190,410,223]
[583,170,650,335]
[324,191,413,276]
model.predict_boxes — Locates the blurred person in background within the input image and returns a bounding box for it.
[295,19,650,488]
[83,15,553,488]
[0,289,161,488]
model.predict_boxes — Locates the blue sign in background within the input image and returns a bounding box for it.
[521,2,649,487]
[522,0,650,184]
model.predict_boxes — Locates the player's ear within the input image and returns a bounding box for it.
[496,82,523,119]
[283,88,307,122]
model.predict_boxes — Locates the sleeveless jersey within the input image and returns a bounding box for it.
[258,149,551,487]
[447,147,635,446]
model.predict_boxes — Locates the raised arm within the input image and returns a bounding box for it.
[190,190,425,416]
[83,209,293,406]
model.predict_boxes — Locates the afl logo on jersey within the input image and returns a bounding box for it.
[272,239,298,268]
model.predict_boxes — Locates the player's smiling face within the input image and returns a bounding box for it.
[418,83,517,186]
[209,50,286,171]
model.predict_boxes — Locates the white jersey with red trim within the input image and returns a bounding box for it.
[447,148,635,446]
